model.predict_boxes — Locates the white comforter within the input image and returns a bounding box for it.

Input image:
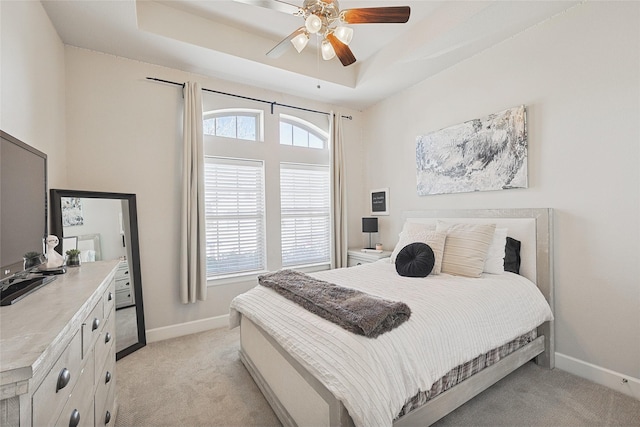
[229,260,553,427]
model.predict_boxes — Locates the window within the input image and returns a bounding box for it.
[280,163,331,267]
[202,100,331,280]
[203,109,261,141]
[279,115,326,149]
[204,157,265,278]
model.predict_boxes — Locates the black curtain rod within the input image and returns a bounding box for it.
[146,77,352,120]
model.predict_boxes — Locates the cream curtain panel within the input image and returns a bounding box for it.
[330,112,348,269]
[180,81,207,303]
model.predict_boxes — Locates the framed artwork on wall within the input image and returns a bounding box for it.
[416,105,528,195]
[370,188,389,216]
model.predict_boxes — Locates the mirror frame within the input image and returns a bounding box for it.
[50,189,146,360]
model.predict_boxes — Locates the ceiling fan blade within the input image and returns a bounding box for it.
[233,0,301,15]
[267,27,305,58]
[341,6,411,24]
[326,33,356,67]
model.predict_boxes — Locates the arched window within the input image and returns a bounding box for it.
[202,106,330,280]
[279,114,327,149]
[203,109,262,141]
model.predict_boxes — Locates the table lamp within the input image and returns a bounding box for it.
[362,217,378,250]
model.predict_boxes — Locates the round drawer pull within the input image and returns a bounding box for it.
[105,410,111,425]
[105,371,112,384]
[105,332,112,344]
[92,318,100,331]
[56,368,71,392]
[69,409,80,427]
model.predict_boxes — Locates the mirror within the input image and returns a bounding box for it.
[50,189,146,360]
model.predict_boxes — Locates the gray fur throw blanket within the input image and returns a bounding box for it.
[258,269,411,338]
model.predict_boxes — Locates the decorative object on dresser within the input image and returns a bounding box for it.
[347,248,392,267]
[0,261,119,427]
[65,249,82,267]
[416,105,528,195]
[50,189,146,361]
[361,217,378,249]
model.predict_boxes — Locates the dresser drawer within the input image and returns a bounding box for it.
[94,356,115,427]
[54,349,95,427]
[115,288,134,308]
[32,331,82,427]
[95,376,116,427]
[95,311,115,377]
[115,262,130,278]
[115,277,131,292]
[103,281,116,318]
[82,301,104,359]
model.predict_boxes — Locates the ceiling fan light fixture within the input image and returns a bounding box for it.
[291,32,310,53]
[321,40,336,60]
[334,26,353,45]
[305,14,323,34]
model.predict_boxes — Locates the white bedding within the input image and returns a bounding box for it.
[229,260,553,427]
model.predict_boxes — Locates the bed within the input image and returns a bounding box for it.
[230,208,554,426]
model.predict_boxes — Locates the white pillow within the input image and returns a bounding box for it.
[390,225,446,275]
[390,222,435,262]
[436,221,496,278]
[484,228,508,274]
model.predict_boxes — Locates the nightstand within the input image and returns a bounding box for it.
[347,249,392,267]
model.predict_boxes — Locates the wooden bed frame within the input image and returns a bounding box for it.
[238,208,554,426]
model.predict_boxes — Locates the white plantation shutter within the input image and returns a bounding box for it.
[204,157,265,277]
[280,163,331,267]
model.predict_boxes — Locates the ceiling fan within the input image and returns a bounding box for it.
[234,0,411,66]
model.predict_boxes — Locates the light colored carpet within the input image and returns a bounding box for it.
[116,327,640,427]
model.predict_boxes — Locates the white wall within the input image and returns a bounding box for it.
[63,47,364,335]
[362,2,639,386]
[0,1,67,189]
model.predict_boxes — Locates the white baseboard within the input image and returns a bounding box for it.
[146,314,230,343]
[555,352,640,400]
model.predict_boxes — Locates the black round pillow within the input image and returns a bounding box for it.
[395,242,435,278]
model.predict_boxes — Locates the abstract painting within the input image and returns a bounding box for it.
[416,105,528,195]
[61,197,84,226]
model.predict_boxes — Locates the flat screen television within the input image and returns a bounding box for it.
[0,130,48,286]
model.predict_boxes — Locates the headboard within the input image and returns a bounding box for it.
[401,208,554,367]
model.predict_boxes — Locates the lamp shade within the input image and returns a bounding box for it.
[362,217,378,233]
[305,14,323,34]
[291,32,309,53]
[334,26,354,45]
[321,41,336,60]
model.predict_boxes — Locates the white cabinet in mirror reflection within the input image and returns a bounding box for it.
[115,260,134,308]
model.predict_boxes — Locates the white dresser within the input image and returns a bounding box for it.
[0,260,119,427]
